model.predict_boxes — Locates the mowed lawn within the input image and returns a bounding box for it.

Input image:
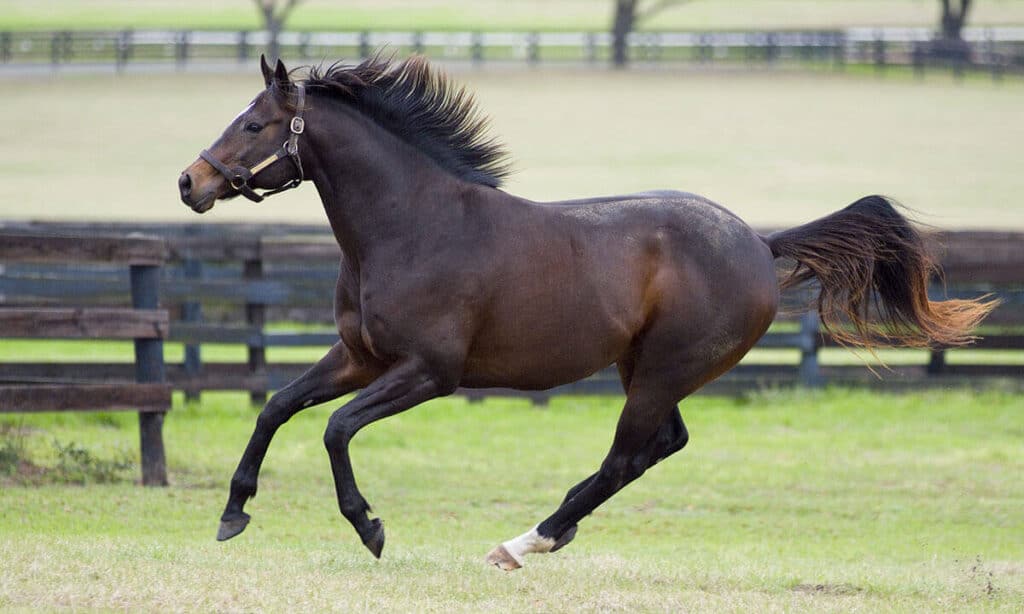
[0,67,1020,230]
[0,389,1022,611]
[3,0,1024,31]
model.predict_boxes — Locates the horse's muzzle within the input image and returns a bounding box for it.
[178,172,193,200]
[178,170,215,213]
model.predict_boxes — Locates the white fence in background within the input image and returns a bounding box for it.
[3,27,1021,77]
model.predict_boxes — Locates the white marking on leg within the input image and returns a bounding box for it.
[501,526,556,566]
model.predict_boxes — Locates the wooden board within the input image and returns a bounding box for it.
[0,233,166,265]
[0,383,171,412]
[0,307,168,339]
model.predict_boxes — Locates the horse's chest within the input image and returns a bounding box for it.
[334,273,382,362]
[335,288,401,363]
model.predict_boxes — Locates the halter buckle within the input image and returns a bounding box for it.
[230,175,248,190]
[290,117,305,135]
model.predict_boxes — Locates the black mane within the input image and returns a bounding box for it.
[302,55,512,188]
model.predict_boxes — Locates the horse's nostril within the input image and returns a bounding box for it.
[178,172,192,196]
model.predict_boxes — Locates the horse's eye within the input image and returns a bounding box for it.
[244,122,263,133]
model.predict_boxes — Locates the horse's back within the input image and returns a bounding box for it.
[460,190,778,389]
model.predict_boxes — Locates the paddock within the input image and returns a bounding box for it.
[1,55,1022,611]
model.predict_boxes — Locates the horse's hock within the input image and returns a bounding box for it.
[0,232,171,486]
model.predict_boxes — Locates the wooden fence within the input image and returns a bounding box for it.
[0,222,1020,404]
[0,232,171,485]
[2,28,1022,78]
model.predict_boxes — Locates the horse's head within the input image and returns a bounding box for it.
[179,56,306,213]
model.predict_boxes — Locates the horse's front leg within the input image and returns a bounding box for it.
[322,358,451,558]
[218,342,380,541]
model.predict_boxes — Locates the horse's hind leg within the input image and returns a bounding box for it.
[546,357,636,551]
[218,342,379,541]
[486,362,697,571]
[549,405,688,553]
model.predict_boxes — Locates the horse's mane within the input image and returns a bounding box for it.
[301,55,512,188]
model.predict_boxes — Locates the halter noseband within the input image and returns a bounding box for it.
[200,84,307,203]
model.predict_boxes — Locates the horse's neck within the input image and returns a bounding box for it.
[304,102,463,260]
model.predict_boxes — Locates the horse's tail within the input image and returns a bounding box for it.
[764,195,998,348]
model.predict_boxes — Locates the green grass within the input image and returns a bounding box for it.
[2,335,1021,371]
[1,388,1022,611]
[0,68,1021,230]
[4,1,1024,31]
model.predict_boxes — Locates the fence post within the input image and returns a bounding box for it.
[182,256,203,403]
[527,32,540,64]
[647,32,661,62]
[873,31,886,73]
[1,32,12,64]
[832,32,845,71]
[116,29,132,72]
[299,32,311,60]
[50,31,61,67]
[799,310,822,388]
[175,30,190,70]
[912,42,925,79]
[238,30,249,63]
[130,263,168,487]
[766,32,778,64]
[584,31,596,63]
[927,350,946,376]
[699,33,712,64]
[359,31,370,59]
[744,33,756,64]
[412,31,424,55]
[984,29,1001,83]
[245,257,267,406]
[471,31,484,63]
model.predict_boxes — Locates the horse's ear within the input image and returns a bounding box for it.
[273,58,293,94]
[260,54,274,89]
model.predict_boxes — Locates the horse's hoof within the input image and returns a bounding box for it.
[217,512,250,542]
[362,518,385,559]
[485,544,522,571]
[550,524,577,553]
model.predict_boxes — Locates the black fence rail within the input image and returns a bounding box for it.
[2,28,1022,78]
[1,221,1020,403]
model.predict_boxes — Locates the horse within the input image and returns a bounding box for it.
[178,55,996,570]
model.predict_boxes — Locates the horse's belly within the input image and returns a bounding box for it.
[460,304,637,390]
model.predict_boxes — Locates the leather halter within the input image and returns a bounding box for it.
[200,84,307,203]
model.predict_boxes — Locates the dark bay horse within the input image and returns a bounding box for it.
[178,55,995,570]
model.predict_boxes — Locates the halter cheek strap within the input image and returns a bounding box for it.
[200,84,307,203]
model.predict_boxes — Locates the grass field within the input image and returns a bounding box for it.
[4,1,1024,31]
[0,67,1021,230]
[1,389,1022,611]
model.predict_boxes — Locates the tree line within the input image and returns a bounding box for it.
[255,0,978,67]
